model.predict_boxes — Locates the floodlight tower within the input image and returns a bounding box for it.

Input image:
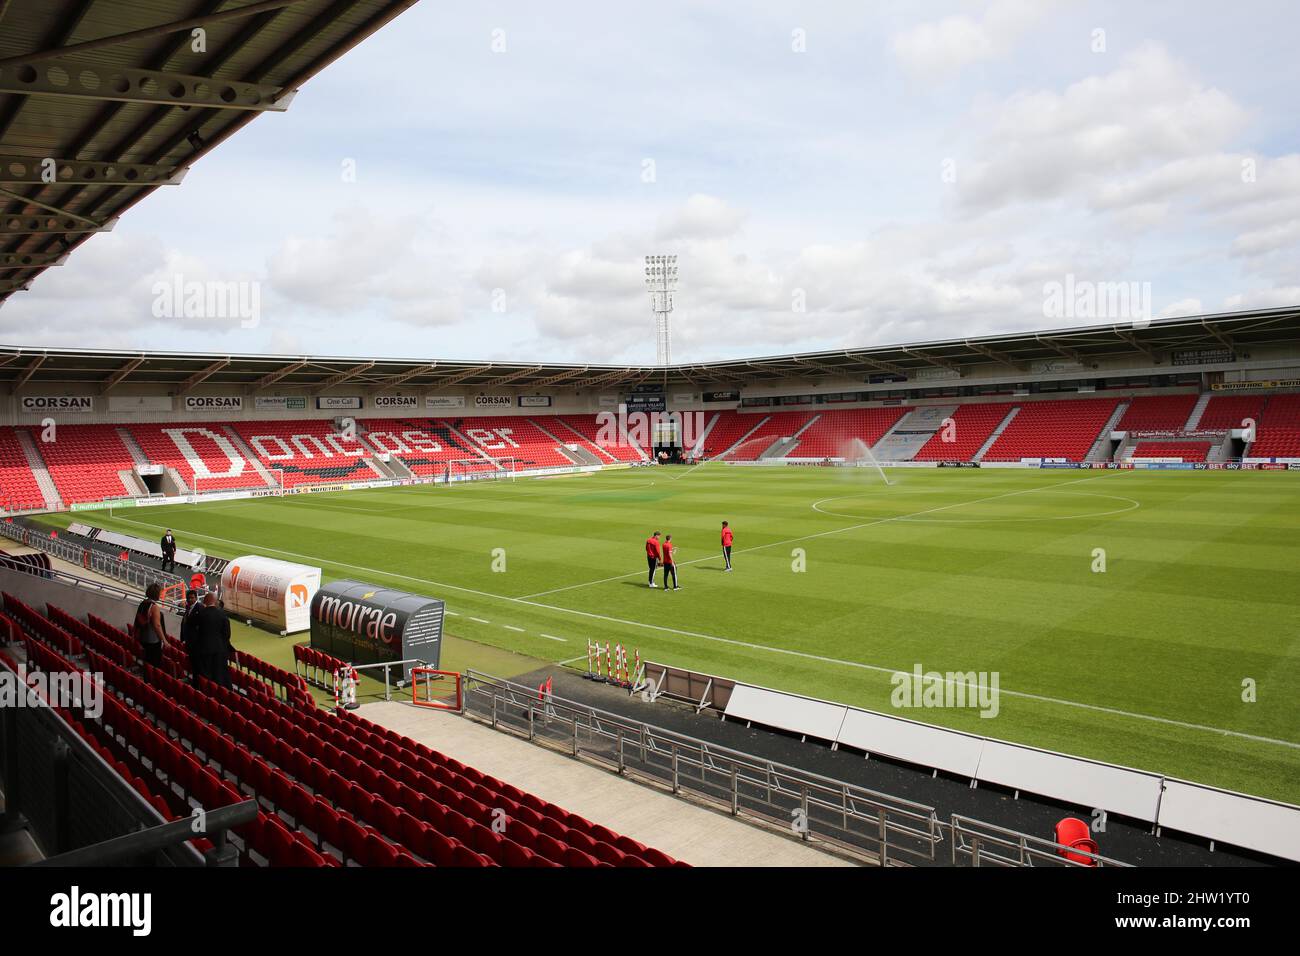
[644,254,678,366]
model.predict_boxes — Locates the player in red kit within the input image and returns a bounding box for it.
[721,521,733,571]
[661,534,679,590]
[645,531,662,588]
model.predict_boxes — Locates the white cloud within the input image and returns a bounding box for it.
[954,45,1247,214]
[892,0,1055,83]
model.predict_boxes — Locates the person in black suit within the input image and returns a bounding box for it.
[160,530,177,573]
[194,592,232,688]
[180,589,204,685]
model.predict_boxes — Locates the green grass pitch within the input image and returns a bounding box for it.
[43,465,1300,804]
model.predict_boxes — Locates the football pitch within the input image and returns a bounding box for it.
[49,465,1300,804]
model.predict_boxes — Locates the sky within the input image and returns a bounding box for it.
[2,0,1298,364]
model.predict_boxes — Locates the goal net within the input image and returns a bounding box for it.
[444,457,517,484]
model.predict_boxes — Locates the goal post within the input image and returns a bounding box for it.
[411,668,463,711]
[445,457,517,484]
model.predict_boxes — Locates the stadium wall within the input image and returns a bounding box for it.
[1,340,1297,427]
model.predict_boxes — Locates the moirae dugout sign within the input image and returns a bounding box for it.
[310,580,444,680]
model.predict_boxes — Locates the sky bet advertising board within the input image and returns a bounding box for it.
[309,580,444,680]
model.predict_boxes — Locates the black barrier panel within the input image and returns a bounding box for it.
[309,580,443,680]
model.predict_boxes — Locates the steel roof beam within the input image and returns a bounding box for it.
[850,354,908,376]
[0,1,309,68]
[1201,320,1236,351]
[177,358,231,393]
[531,367,592,387]
[12,354,44,389]
[425,364,493,388]
[0,154,186,187]
[964,340,1020,371]
[1034,335,1085,364]
[902,348,962,372]
[100,355,146,392]
[1113,328,1160,363]
[374,363,437,388]
[252,360,308,389]
[0,59,295,111]
[0,214,116,235]
[316,361,375,389]
[0,186,103,226]
[480,366,546,387]
[0,251,66,270]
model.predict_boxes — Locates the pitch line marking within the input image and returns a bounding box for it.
[519,473,1121,599]
[539,634,568,643]
[101,479,1300,752]
[469,617,491,625]
[503,625,525,632]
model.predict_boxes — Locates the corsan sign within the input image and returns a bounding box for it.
[184,396,243,411]
[20,395,93,413]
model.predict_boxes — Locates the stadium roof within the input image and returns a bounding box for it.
[0,0,417,304]
[1,307,1296,393]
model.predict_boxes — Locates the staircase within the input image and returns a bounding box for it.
[553,419,617,463]
[686,412,719,459]
[444,422,501,466]
[528,418,587,466]
[116,427,152,468]
[163,467,189,495]
[717,415,770,459]
[385,456,415,479]
[760,436,800,459]
[768,414,821,459]
[15,430,61,509]
[117,470,148,497]
[1085,401,1129,462]
[1185,393,1212,431]
[973,407,1020,461]
[220,426,279,488]
[873,405,956,462]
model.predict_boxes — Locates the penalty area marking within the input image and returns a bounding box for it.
[97,478,1300,752]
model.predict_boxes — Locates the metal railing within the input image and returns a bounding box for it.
[0,672,208,866]
[34,800,257,867]
[949,814,1133,867]
[462,670,943,865]
[0,520,185,596]
[347,658,433,702]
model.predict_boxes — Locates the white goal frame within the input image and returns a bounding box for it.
[444,457,517,484]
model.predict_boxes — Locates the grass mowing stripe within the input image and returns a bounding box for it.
[91,478,1300,754]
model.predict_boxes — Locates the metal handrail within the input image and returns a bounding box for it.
[948,814,1133,867]
[1,668,206,867]
[463,669,943,865]
[0,520,185,597]
[34,800,258,867]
